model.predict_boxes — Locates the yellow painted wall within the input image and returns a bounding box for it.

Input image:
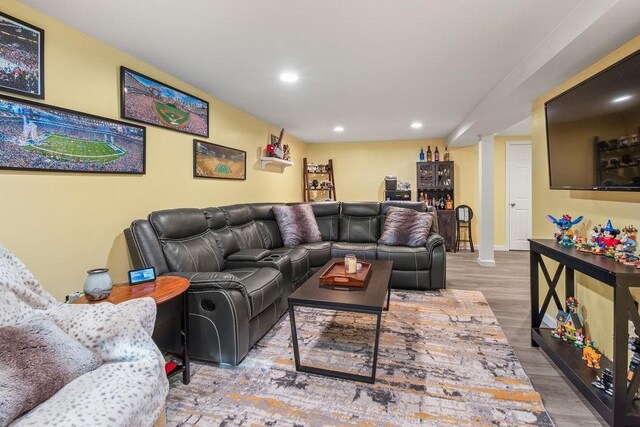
[532,35,640,357]
[0,0,306,300]
[306,138,524,247]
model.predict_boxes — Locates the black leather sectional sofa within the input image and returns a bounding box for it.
[125,201,446,365]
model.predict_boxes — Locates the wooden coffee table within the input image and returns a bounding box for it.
[288,259,393,384]
[74,275,191,384]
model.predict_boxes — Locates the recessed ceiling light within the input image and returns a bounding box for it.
[612,95,632,103]
[279,72,299,83]
[333,126,344,133]
[410,121,423,129]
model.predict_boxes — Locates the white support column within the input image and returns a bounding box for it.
[477,135,496,267]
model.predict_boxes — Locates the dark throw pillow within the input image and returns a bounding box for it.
[0,315,102,425]
[272,204,323,247]
[378,206,434,247]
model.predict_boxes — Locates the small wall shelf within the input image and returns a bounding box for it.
[260,156,294,171]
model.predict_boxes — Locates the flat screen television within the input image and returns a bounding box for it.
[545,49,640,191]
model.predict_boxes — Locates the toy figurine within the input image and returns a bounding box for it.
[596,220,620,249]
[575,236,593,252]
[623,225,638,242]
[547,214,584,246]
[553,297,583,342]
[574,330,585,348]
[583,339,602,369]
[615,232,637,265]
[592,368,613,396]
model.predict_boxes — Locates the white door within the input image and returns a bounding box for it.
[507,142,532,250]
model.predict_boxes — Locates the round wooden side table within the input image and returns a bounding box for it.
[74,275,190,384]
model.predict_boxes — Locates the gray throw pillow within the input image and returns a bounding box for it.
[0,315,102,425]
[272,204,322,247]
[378,206,434,247]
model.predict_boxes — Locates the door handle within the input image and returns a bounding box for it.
[510,203,516,207]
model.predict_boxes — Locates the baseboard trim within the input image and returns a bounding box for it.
[477,258,496,267]
[457,243,508,251]
[543,312,556,328]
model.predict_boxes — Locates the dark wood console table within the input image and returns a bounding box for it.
[530,239,640,426]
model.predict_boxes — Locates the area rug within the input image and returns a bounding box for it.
[166,289,553,426]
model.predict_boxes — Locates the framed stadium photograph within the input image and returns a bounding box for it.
[0,12,45,99]
[0,94,146,174]
[193,140,246,180]
[120,67,209,137]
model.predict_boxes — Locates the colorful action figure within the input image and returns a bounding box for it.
[592,369,613,396]
[583,339,602,369]
[596,220,620,249]
[551,297,583,343]
[547,214,584,246]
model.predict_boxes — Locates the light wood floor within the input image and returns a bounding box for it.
[446,250,607,427]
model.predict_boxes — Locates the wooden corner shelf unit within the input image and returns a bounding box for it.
[303,158,336,202]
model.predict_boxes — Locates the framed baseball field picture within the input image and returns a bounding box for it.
[120,66,209,137]
[193,139,246,180]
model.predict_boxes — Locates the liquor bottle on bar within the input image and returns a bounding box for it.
[445,194,453,210]
[443,146,450,161]
[434,146,440,161]
[426,146,432,161]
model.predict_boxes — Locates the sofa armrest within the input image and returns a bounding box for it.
[425,233,445,252]
[164,271,253,312]
[225,255,293,291]
[226,249,271,262]
[425,233,446,289]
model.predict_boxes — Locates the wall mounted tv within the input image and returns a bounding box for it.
[545,49,640,191]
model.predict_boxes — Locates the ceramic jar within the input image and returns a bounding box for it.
[84,268,113,301]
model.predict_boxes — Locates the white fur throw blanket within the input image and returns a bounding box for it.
[0,243,169,426]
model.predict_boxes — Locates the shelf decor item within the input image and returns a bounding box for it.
[582,339,601,369]
[193,140,246,180]
[83,268,113,301]
[265,128,290,160]
[0,94,146,174]
[120,67,209,137]
[546,214,583,246]
[0,12,44,99]
[596,220,620,249]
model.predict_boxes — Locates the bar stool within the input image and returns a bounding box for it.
[455,205,474,252]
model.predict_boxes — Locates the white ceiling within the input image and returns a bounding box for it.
[18,0,640,144]
[496,117,531,137]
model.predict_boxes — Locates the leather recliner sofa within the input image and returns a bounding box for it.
[124,201,446,366]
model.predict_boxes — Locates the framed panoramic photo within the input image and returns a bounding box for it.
[0,12,44,99]
[120,66,209,137]
[193,140,246,180]
[0,95,145,174]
